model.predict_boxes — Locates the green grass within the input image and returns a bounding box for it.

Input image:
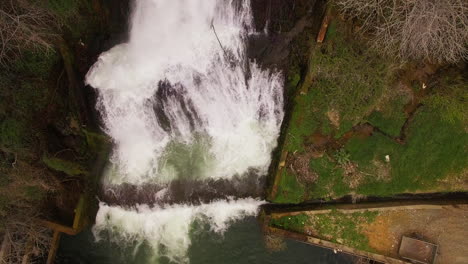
[309,156,349,198]
[284,87,323,152]
[311,210,378,251]
[309,20,391,137]
[277,19,395,200]
[273,170,306,204]
[346,106,468,195]
[269,209,378,252]
[274,16,467,202]
[424,70,467,125]
[283,19,392,153]
[366,96,408,137]
[270,213,309,233]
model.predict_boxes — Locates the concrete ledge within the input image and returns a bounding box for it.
[266,226,410,264]
[267,199,468,218]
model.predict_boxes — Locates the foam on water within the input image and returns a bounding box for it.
[93,198,265,263]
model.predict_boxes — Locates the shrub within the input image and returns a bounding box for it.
[335,0,468,63]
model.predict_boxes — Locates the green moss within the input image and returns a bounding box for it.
[273,170,305,204]
[325,19,337,40]
[83,129,109,154]
[288,73,301,90]
[43,156,87,176]
[270,213,309,233]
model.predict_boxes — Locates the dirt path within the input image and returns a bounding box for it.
[362,205,468,264]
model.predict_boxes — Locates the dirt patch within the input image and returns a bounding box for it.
[372,159,391,182]
[362,205,468,264]
[362,212,400,255]
[437,168,468,191]
[326,109,340,128]
[341,162,363,189]
[289,152,318,184]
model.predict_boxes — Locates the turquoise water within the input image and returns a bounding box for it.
[57,217,354,264]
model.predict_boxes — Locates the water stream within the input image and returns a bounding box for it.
[83,0,286,262]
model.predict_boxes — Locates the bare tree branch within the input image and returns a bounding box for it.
[0,0,60,67]
[335,0,468,63]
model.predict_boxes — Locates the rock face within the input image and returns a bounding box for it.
[249,0,321,69]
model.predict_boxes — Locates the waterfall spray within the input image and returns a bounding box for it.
[86,0,283,262]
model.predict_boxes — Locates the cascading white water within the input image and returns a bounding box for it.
[86,0,283,185]
[86,0,283,262]
[93,198,265,263]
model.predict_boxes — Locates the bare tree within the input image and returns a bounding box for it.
[0,0,59,67]
[335,0,468,64]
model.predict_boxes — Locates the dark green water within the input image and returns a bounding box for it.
[57,217,354,264]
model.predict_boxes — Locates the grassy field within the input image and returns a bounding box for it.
[270,210,378,251]
[271,17,468,203]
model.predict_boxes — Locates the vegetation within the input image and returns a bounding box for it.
[424,70,468,125]
[309,210,378,251]
[43,156,88,176]
[346,106,468,195]
[284,19,392,154]
[273,170,306,204]
[272,10,468,203]
[366,95,408,137]
[270,213,309,233]
[0,0,109,262]
[309,156,350,199]
[269,210,378,251]
[334,0,468,63]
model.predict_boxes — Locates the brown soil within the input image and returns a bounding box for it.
[287,152,318,184]
[326,109,340,128]
[341,162,363,189]
[362,205,468,264]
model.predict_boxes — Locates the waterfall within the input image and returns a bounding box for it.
[86,0,283,262]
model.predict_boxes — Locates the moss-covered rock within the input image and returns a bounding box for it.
[43,156,88,176]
